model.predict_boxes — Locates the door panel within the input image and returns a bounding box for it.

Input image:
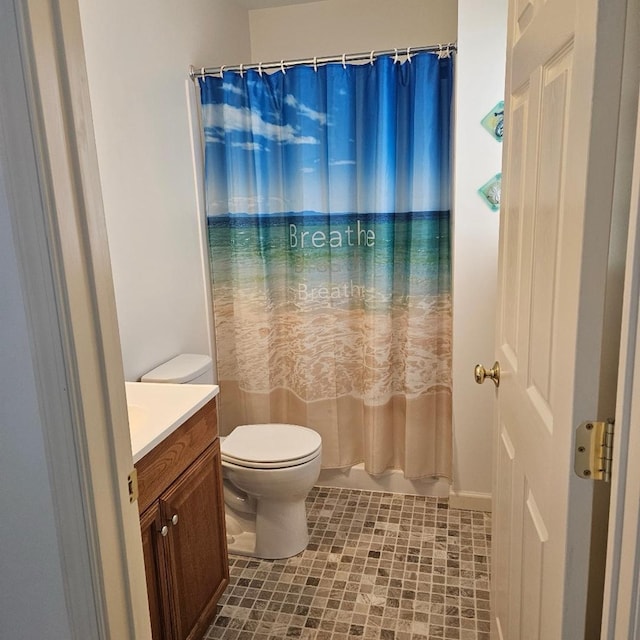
[500,91,528,365]
[516,0,535,34]
[528,48,572,412]
[520,488,548,639]
[494,426,516,636]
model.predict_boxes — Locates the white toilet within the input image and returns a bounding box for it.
[142,354,322,560]
[221,423,321,559]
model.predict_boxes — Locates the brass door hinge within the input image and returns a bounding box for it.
[574,420,614,482]
[128,468,139,503]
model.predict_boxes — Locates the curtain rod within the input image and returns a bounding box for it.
[189,43,456,79]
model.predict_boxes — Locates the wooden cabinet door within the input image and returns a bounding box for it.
[140,503,171,640]
[161,442,229,640]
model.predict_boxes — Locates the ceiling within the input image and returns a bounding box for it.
[230,0,320,9]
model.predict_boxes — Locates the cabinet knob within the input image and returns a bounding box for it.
[160,525,169,537]
[171,514,179,526]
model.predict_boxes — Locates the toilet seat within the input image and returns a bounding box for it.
[221,424,322,469]
[222,449,321,469]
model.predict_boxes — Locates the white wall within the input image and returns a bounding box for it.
[248,0,506,499]
[77,0,252,381]
[249,0,457,60]
[451,0,506,499]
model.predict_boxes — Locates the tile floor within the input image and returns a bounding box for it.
[206,486,491,640]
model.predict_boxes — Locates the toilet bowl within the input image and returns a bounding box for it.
[141,354,322,560]
[221,423,322,559]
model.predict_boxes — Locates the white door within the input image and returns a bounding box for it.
[490,0,628,638]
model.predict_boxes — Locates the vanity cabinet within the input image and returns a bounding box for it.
[136,398,228,640]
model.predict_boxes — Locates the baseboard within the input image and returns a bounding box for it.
[316,464,450,498]
[448,490,492,512]
[315,466,493,510]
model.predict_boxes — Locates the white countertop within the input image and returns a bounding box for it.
[126,382,220,463]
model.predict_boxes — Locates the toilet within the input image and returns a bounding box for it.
[142,354,322,560]
[221,423,321,559]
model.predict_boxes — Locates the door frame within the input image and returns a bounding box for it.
[601,82,640,638]
[1,0,150,637]
[4,0,640,637]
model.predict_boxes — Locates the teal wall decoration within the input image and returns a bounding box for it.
[478,173,501,211]
[481,100,504,141]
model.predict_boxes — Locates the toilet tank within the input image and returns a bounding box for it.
[141,354,213,384]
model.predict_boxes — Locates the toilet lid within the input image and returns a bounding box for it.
[221,424,322,468]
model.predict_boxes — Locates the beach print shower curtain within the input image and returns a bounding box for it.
[199,53,453,479]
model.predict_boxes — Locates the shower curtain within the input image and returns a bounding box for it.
[199,52,453,479]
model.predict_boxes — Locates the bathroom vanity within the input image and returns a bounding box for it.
[127,382,228,640]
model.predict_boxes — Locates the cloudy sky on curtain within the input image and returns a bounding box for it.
[199,52,453,479]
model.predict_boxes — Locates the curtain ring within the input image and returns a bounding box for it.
[281,60,286,74]
[258,61,263,77]
[342,53,347,69]
[219,65,225,78]
[369,50,375,66]
[406,46,412,63]
[394,48,399,64]
[239,63,244,78]
[200,67,206,78]
[313,56,318,72]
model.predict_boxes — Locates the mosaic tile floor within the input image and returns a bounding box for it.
[206,487,491,640]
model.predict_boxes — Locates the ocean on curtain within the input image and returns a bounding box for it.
[199,52,453,479]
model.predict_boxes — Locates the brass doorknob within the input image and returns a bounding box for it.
[474,361,500,387]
